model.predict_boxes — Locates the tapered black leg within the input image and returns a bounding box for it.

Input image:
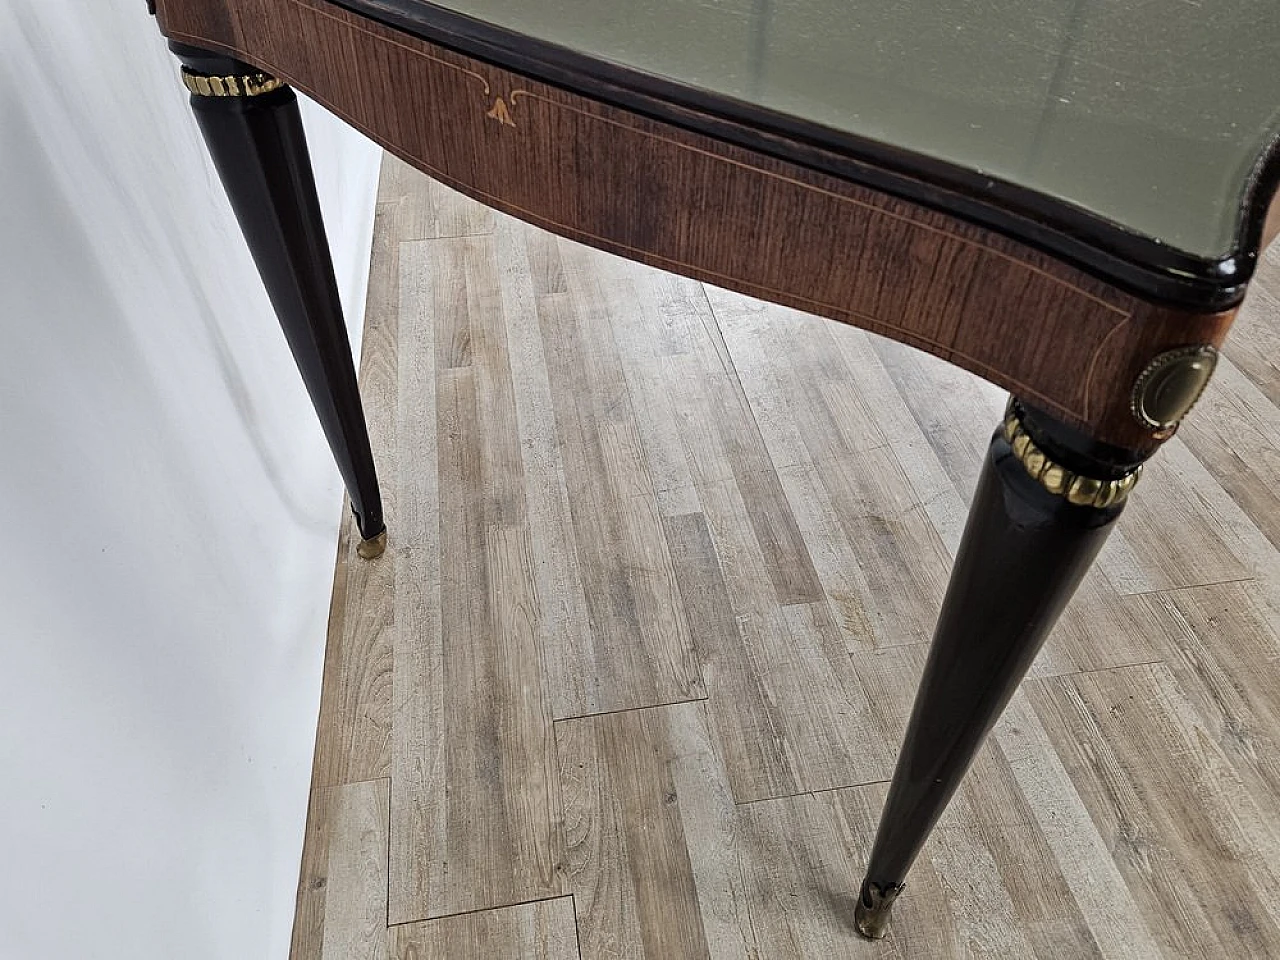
[855,399,1146,938]
[170,43,386,558]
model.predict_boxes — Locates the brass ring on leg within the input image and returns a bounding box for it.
[1002,404,1142,507]
[180,67,284,98]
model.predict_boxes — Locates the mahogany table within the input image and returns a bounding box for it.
[149,0,1280,939]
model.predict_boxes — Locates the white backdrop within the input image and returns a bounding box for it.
[0,3,381,957]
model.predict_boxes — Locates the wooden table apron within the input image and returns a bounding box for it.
[155,0,1235,455]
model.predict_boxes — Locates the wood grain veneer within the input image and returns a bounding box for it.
[154,0,1239,452]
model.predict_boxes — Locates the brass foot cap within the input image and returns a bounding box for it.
[357,529,387,560]
[854,881,904,940]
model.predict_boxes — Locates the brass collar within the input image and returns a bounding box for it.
[1002,408,1141,508]
[181,68,284,98]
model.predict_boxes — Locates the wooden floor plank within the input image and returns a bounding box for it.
[1152,582,1280,836]
[708,295,952,650]
[291,779,391,960]
[734,786,918,959]
[1030,577,1188,680]
[1028,662,1280,957]
[388,897,579,960]
[1178,356,1280,552]
[555,696,1099,959]
[532,259,706,715]
[1220,243,1280,410]
[869,333,1007,504]
[736,781,1053,960]
[557,703,713,960]
[1095,442,1257,595]
[677,480,895,801]
[608,278,826,602]
[386,239,447,924]
[388,238,564,923]
[777,446,950,651]
[492,221,597,719]
[293,786,337,959]
[841,635,1150,958]
[993,693,1166,959]
[380,153,495,241]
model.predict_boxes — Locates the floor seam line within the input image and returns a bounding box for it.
[387,893,577,929]
[553,695,710,724]
[733,778,892,806]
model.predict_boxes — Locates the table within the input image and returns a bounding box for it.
[149,0,1280,939]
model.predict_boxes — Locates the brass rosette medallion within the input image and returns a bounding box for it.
[1002,409,1140,508]
[1131,345,1218,435]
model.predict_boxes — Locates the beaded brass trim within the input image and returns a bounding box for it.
[181,68,284,98]
[1003,408,1141,507]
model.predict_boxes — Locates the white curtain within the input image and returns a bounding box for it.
[0,2,381,957]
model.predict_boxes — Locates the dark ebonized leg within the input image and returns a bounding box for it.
[855,399,1146,938]
[170,42,386,558]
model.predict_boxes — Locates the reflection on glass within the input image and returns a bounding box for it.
[433,0,1280,258]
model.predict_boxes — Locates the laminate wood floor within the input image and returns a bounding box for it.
[290,154,1280,959]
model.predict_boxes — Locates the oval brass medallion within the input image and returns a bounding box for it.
[1132,346,1218,432]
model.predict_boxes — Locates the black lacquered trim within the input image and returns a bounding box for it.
[1013,400,1150,481]
[170,40,260,77]
[330,0,1279,311]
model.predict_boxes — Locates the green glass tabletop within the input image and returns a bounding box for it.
[369,0,1280,264]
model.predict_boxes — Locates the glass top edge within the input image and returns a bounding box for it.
[332,0,1276,308]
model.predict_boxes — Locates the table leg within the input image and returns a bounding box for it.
[169,42,386,559]
[855,399,1145,938]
